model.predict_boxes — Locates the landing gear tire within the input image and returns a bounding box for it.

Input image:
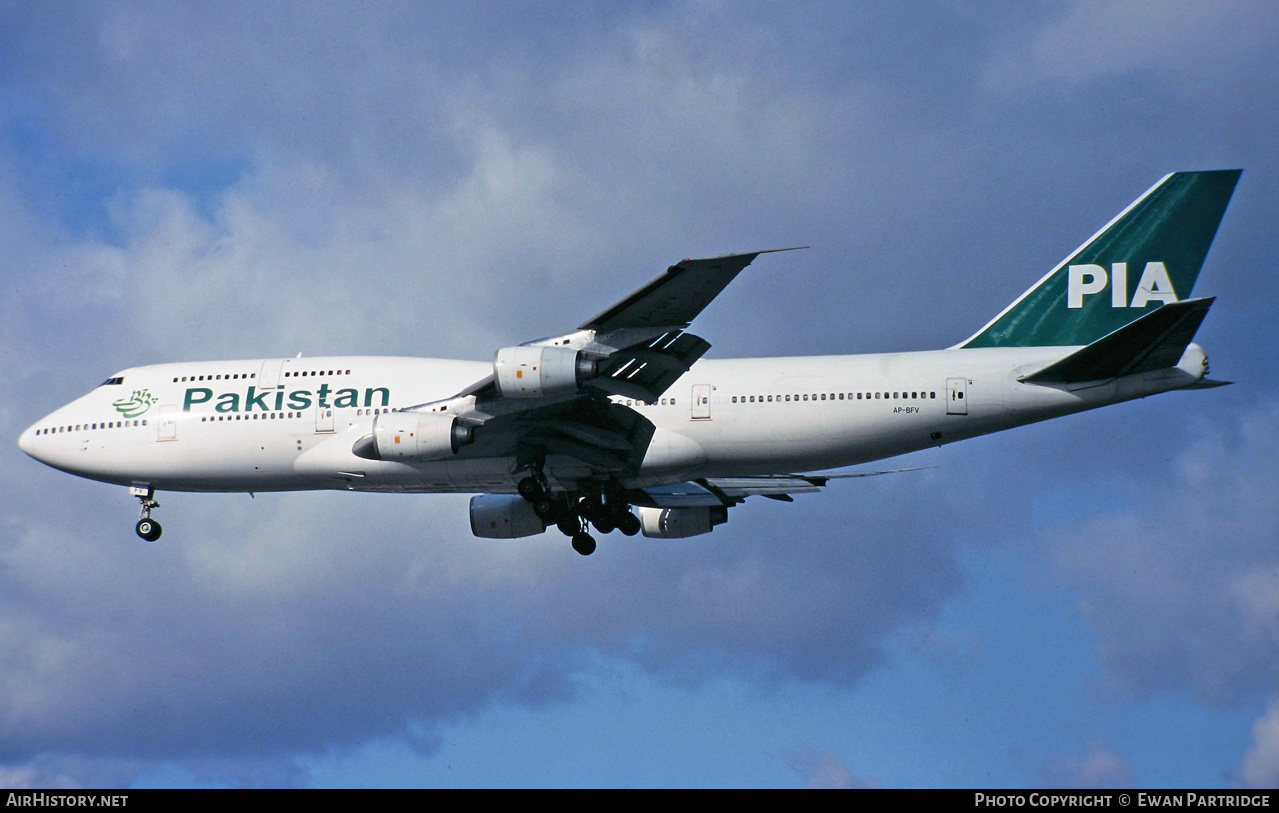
[136,518,162,541]
[576,494,602,518]
[557,515,580,537]
[571,532,597,556]
[593,516,616,535]
[533,498,559,522]
[518,477,544,502]
[618,512,641,537]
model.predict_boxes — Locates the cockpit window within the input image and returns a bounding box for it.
[101,377,124,386]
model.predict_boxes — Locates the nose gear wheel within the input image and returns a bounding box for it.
[133,488,162,541]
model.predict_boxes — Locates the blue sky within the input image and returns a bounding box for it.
[2,1,1278,788]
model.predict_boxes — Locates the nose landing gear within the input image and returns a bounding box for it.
[131,486,162,541]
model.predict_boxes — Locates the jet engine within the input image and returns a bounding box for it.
[355,411,474,461]
[637,506,728,538]
[470,494,547,539]
[494,346,597,398]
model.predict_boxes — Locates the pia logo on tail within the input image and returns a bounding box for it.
[1067,262,1178,309]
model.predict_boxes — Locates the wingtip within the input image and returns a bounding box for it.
[678,246,808,264]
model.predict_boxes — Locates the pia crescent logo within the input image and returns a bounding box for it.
[113,388,159,418]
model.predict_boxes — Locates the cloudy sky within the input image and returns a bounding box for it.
[2,1,1278,788]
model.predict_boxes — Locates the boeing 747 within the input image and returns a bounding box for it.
[18,170,1240,555]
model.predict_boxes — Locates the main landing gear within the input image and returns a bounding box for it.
[517,474,640,556]
[131,486,162,541]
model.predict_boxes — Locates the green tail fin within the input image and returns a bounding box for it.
[960,170,1240,348]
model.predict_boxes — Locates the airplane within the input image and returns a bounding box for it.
[17,170,1240,555]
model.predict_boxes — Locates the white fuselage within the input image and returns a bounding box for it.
[17,346,1205,495]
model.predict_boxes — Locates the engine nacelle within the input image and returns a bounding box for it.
[494,345,597,398]
[359,411,474,461]
[638,506,728,538]
[470,494,547,539]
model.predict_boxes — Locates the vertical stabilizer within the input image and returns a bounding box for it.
[960,170,1240,348]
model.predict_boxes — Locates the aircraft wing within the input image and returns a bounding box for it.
[455,393,657,478]
[579,247,804,332]
[634,468,935,507]
[383,249,800,482]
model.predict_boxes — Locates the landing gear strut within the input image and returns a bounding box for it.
[518,466,640,555]
[560,482,643,554]
[131,486,162,541]
[516,457,552,503]
[517,466,567,524]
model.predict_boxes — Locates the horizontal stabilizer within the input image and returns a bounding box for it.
[1184,378,1232,389]
[1021,297,1214,384]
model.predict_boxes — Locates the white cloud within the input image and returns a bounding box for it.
[982,0,1279,95]
[0,470,962,769]
[1052,402,1279,703]
[2,0,1278,788]
[786,747,871,789]
[1241,697,1279,788]
[1043,740,1134,789]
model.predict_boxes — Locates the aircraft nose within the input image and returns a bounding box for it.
[17,422,38,458]
[18,413,57,464]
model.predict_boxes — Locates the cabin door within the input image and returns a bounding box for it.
[946,378,968,415]
[691,385,711,420]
